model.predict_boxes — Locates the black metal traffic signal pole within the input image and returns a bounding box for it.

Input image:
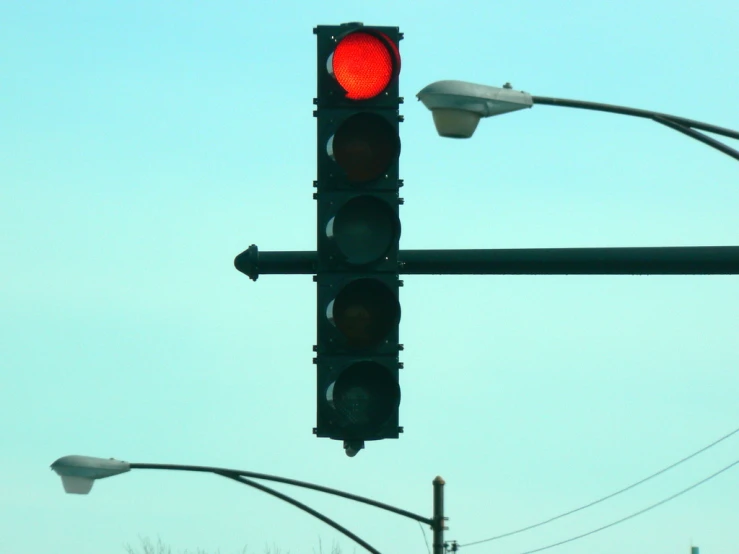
[235,244,739,279]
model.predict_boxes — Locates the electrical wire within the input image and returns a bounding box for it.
[519,458,739,554]
[418,520,431,554]
[460,424,739,547]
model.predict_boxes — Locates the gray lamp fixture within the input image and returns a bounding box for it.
[50,455,130,494]
[416,80,533,138]
[417,79,739,161]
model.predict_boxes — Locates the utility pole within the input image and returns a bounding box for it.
[433,476,447,554]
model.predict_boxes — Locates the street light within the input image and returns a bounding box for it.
[417,80,739,161]
[416,80,532,138]
[51,455,449,554]
[50,455,130,494]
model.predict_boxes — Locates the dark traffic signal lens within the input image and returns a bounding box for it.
[328,112,399,183]
[326,196,400,266]
[326,361,401,432]
[327,278,400,349]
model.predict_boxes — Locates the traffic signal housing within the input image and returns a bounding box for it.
[313,23,403,456]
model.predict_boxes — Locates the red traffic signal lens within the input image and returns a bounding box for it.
[327,278,400,349]
[331,31,398,100]
[328,112,399,183]
[327,361,400,432]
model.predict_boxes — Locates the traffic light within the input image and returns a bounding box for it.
[313,23,403,456]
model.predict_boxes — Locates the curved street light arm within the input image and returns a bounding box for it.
[52,457,445,554]
[652,115,739,161]
[531,95,739,139]
[130,462,433,527]
[216,472,380,554]
[532,95,739,161]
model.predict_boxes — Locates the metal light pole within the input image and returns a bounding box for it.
[50,455,448,554]
[432,476,447,554]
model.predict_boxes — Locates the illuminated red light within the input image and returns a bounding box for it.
[332,32,398,100]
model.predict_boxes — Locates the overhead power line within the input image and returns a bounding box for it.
[519,458,739,554]
[460,424,739,548]
[418,520,432,554]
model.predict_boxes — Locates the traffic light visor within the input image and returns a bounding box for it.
[327,278,400,349]
[327,361,400,432]
[328,113,399,183]
[330,31,399,100]
[327,196,400,266]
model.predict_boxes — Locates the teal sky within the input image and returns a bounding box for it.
[2,1,738,553]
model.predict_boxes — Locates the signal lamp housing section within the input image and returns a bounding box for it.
[315,24,401,109]
[316,273,400,355]
[327,361,400,433]
[318,359,401,440]
[326,195,401,266]
[327,112,400,183]
[326,30,400,101]
[329,32,396,100]
[326,277,400,349]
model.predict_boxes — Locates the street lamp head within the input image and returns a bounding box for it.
[426,108,482,139]
[50,455,131,494]
[416,80,533,138]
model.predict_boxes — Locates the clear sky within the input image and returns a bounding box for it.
[2,1,738,553]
